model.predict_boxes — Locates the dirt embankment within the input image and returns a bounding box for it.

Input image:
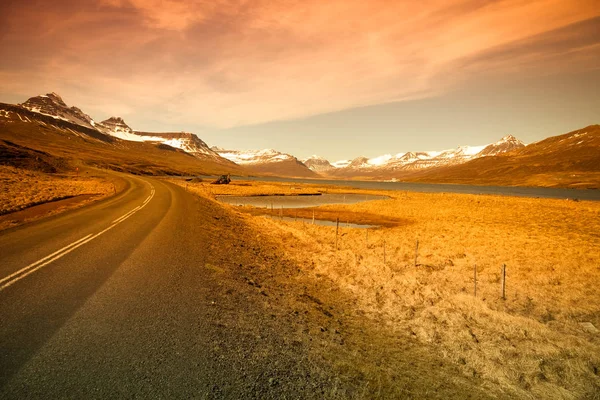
[174,178,600,399]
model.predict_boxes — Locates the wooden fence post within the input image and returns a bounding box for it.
[474,264,477,297]
[312,210,315,225]
[335,218,339,250]
[414,240,419,267]
[501,264,506,300]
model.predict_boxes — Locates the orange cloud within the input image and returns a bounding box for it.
[0,0,598,127]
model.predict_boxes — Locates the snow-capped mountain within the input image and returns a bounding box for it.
[18,93,227,162]
[97,116,134,136]
[212,148,295,165]
[20,93,96,129]
[302,155,335,172]
[212,147,317,177]
[12,93,528,179]
[477,135,525,157]
[326,135,525,177]
[98,116,224,160]
[136,131,222,159]
[407,126,599,187]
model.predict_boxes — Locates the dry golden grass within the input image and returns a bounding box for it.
[0,165,113,215]
[176,179,600,398]
[188,179,359,197]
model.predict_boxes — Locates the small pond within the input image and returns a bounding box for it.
[215,193,388,209]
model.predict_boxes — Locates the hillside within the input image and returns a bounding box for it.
[213,148,318,178]
[302,155,335,173]
[0,104,245,176]
[241,158,319,178]
[403,125,600,188]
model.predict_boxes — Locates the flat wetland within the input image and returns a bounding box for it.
[176,178,600,399]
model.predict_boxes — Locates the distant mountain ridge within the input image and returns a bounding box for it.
[15,92,526,179]
[0,102,246,176]
[323,135,525,178]
[403,125,600,188]
[18,93,227,164]
[4,92,598,187]
[212,147,317,177]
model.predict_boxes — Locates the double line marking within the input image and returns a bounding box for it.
[0,184,156,292]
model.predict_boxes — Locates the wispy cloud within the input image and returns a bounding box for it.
[0,0,598,128]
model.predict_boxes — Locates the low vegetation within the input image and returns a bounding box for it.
[0,165,113,215]
[177,179,600,399]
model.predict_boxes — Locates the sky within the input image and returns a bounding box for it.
[0,0,598,161]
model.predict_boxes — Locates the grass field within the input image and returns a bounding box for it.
[177,179,600,399]
[0,165,113,216]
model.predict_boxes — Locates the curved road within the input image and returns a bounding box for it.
[0,174,327,398]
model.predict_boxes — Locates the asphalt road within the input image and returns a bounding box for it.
[0,174,329,399]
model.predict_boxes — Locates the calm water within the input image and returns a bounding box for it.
[216,193,388,208]
[200,175,600,201]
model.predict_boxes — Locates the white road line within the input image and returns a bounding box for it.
[0,184,156,292]
[0,234,93,286]
[112,205,141,224]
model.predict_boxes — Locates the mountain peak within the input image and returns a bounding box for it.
[103,116,127,124]
[97,117,133,134]
[498,134,523,144]
[44,92,66,104]
[30,92,67,106]
[303,155,334,172]
[213,147,295,165]
[477,135,525,157]
[20,92,95,128]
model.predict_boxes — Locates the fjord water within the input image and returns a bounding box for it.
[217,176,600,201]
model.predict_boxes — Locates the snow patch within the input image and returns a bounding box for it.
[216,148,295,165]
[367,154,392,166]
[332,160,351,168]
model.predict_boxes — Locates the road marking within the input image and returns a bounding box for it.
[0,234,93,286]
[0,183,156,292]
[112,205,141,224]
